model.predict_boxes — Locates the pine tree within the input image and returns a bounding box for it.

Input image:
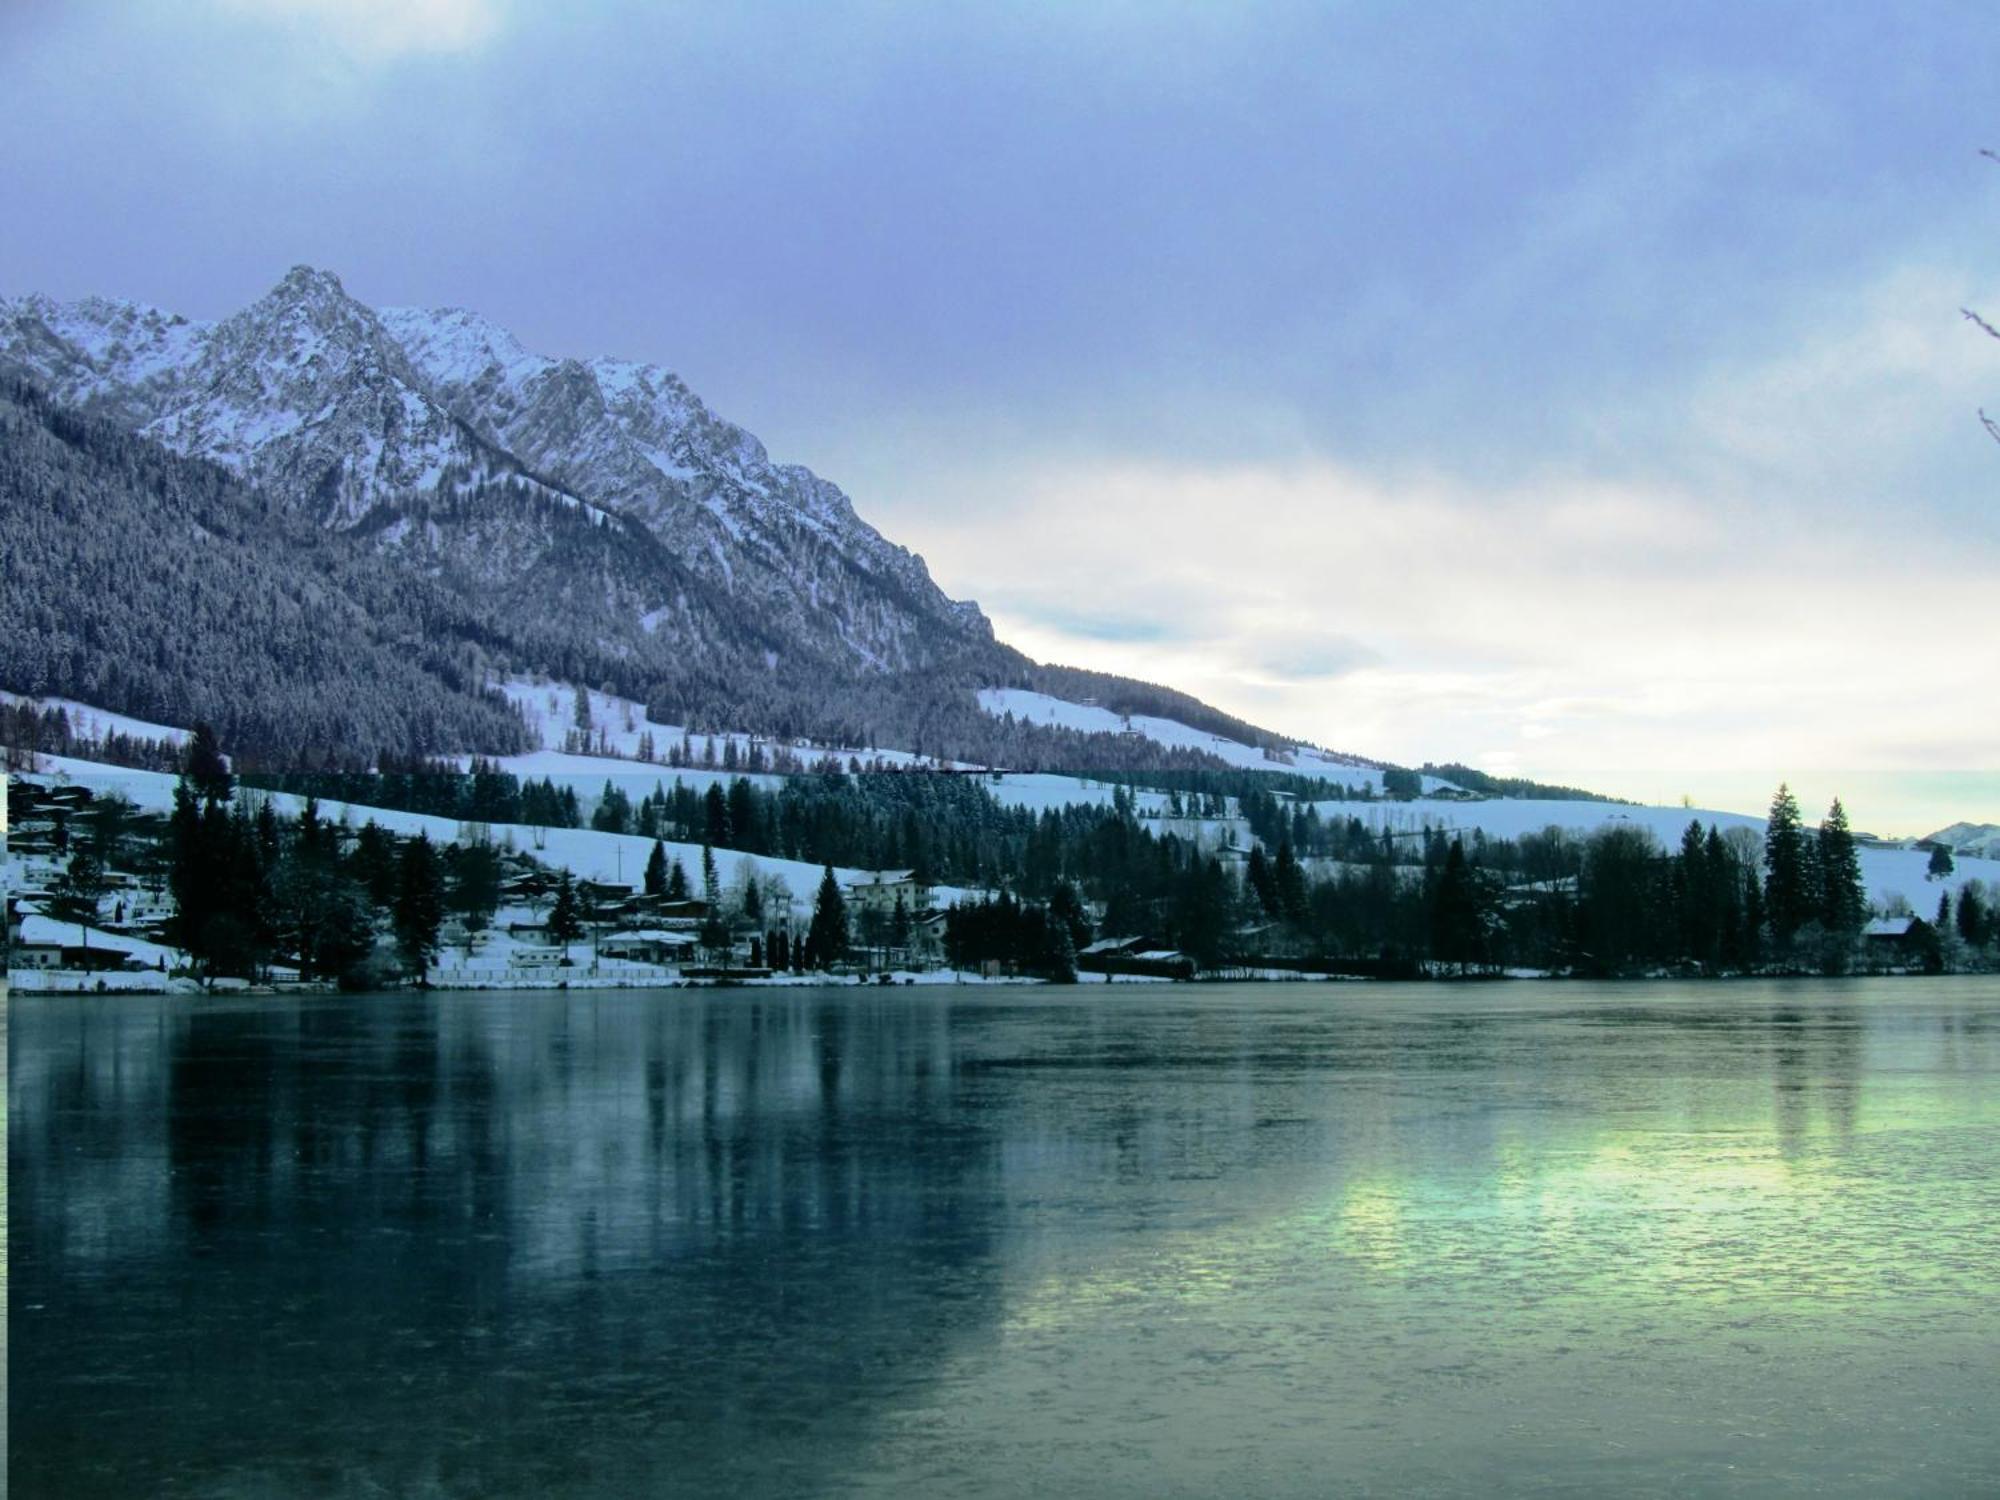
[808,864,849,968]
[665,858,690,901]
[1816,798,1864,938]
[1763,783,1809,945]
[644,839,668,897]
[187,721,233,805]
[449,842,502,936]
[1957,884,1989,948]
[393,833,444,982]
[1429,838,1482,974]
[1274,838,1309,924]
[1928,843,1956,878]
[548,871,584,946]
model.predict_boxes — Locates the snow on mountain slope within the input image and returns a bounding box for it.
[495,676,967,772]
[379,297,994,669]
[2,268,566,528]
[977,688,1422,787]
[0,690,190,748]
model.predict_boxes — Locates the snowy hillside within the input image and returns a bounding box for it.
[977,689,1434,789]
[493,676,968,773]
[0,690,190,748]
[18,756,976,911]
[1924,822,2000,860]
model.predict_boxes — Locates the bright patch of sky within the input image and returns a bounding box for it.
[2,1,1996,833]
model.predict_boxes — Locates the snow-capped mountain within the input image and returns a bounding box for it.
[0,267,990,678]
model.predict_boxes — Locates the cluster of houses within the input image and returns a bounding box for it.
[6,779,177,975]
[461,866,954,979]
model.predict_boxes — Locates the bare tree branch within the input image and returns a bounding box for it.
[1981,409,2000,447]
[1982,147,2000,165]
[1963,307,2000,341]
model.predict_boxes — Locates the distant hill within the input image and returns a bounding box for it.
[1925,823,2000,860]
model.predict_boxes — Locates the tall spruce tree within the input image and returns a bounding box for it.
[187,721,233,806]
[548,871,584,945]
[1763,783,1809,945]
[1429,838,1482,974]
[1816,798,1864,938]
[808,864,849,968]
[393,832,444,982]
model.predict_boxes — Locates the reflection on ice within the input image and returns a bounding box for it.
[11,979,2000,1497]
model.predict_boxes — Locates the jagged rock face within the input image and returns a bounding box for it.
[0,267,992,677]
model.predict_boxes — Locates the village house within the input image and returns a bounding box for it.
[841,870,931,916]
[597,929,699,965]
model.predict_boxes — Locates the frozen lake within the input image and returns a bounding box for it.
[10,977,2000,1496]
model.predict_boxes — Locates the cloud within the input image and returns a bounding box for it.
[208,0,505,61]
[1244,635,1382,683]
[899,449,2000,829]
[984,598,1196,647]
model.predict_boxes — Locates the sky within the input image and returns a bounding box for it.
[2,0,1996,834]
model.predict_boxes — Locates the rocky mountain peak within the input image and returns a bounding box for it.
[0,269,995,678]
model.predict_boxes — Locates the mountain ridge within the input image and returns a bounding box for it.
[0,267,1353,774]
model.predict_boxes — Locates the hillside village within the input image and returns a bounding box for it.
[7,684,1998,993]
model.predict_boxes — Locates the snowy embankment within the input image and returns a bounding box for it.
[23,755,978,909]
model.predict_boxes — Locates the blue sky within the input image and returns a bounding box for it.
[3,0,1995,832]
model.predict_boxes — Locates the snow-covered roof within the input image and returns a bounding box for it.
[600,929,697,947]
[16,913,175,964]
[1864,916,1917,938]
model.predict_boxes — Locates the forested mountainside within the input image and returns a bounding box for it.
[0,376,533,761]
[0,268,1365,773]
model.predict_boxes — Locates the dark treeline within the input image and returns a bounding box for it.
[158,729,480,985]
